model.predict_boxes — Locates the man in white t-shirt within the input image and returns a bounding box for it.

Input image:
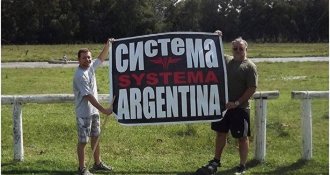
[73,39,114,175]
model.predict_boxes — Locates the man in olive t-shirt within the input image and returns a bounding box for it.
[196,32,258,175]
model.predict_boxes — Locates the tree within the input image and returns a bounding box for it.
[1,0,17,43]
[199,0,222,33]
[1,0,328,43]
[7,0,40,43]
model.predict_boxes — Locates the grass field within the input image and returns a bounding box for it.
[1,42,329,62]
[1,60,329,174]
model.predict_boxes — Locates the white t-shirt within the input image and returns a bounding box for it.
[73,59,102,118]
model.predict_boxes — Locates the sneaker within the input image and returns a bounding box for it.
[78,167,93,175]
[234,164,246,175]
[90,162,113,172]
[195,160,221,175]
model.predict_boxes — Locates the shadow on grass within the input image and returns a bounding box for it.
[99,171,194,175]
[252,159,308,174]
[1,160,75,175]
[1,161,192,175]
[1,160,261,175]
[92,160,261,175]
[1,170,74,175]
[1,170,195,175]
[213,159,260,175]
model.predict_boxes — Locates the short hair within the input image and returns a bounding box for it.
[77,48,90,58]
[232,37,248,48]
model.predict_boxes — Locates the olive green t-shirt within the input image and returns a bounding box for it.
[225,56,258,109]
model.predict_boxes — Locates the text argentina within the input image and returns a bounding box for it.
[117,85,221,120]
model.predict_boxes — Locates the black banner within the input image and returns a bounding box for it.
[109,32,228,125]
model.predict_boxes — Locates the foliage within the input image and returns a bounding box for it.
[1,0,328,44]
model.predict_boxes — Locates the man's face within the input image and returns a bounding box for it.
[78,51,92,69]
[232,42,247,60]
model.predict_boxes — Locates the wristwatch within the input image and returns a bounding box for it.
[234,100,240,106]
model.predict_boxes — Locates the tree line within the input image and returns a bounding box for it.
[1,0,328,44]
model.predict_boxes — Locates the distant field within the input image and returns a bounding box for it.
[1,43,329,62]
[1,62,329,174]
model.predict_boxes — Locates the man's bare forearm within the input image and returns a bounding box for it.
[84,94,106,113]
[98,38,114,62]
[237,87,256,104]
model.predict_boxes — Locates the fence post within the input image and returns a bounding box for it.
[252,91,279,162]
[291,91,329,160]
[301,98,312,160]
[254,98,267,162]
[13,99,24,161]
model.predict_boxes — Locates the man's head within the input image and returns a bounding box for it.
[231,37,248,60]
[78,48,92,69]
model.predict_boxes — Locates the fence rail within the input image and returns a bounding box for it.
[2,91,280,104]
[1,94,110,104]
[1,91,300,162]
[2,91,328,162]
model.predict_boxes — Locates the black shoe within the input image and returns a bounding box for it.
[90,162,112,172]
[234,164,246,175]
[77,167,93,175]
[195,160,220,175]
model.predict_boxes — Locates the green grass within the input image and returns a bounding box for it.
[1,44,104,62]
[1,61,328,174]
[1,43,328,62]
[246,43,329,58]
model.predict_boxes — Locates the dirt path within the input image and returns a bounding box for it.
[1,57,328,68]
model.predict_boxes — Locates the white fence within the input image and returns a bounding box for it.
[3,92,279,162]
[291,91,329,160]
[252,91,279,162]
[1,94,109,161]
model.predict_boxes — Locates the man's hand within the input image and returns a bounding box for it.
[105,38,115,47]
[215,30,222,37]
[108,38,115,43]
[101,96,116,116]
[102,106,113,116]
[225,101,238,110]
